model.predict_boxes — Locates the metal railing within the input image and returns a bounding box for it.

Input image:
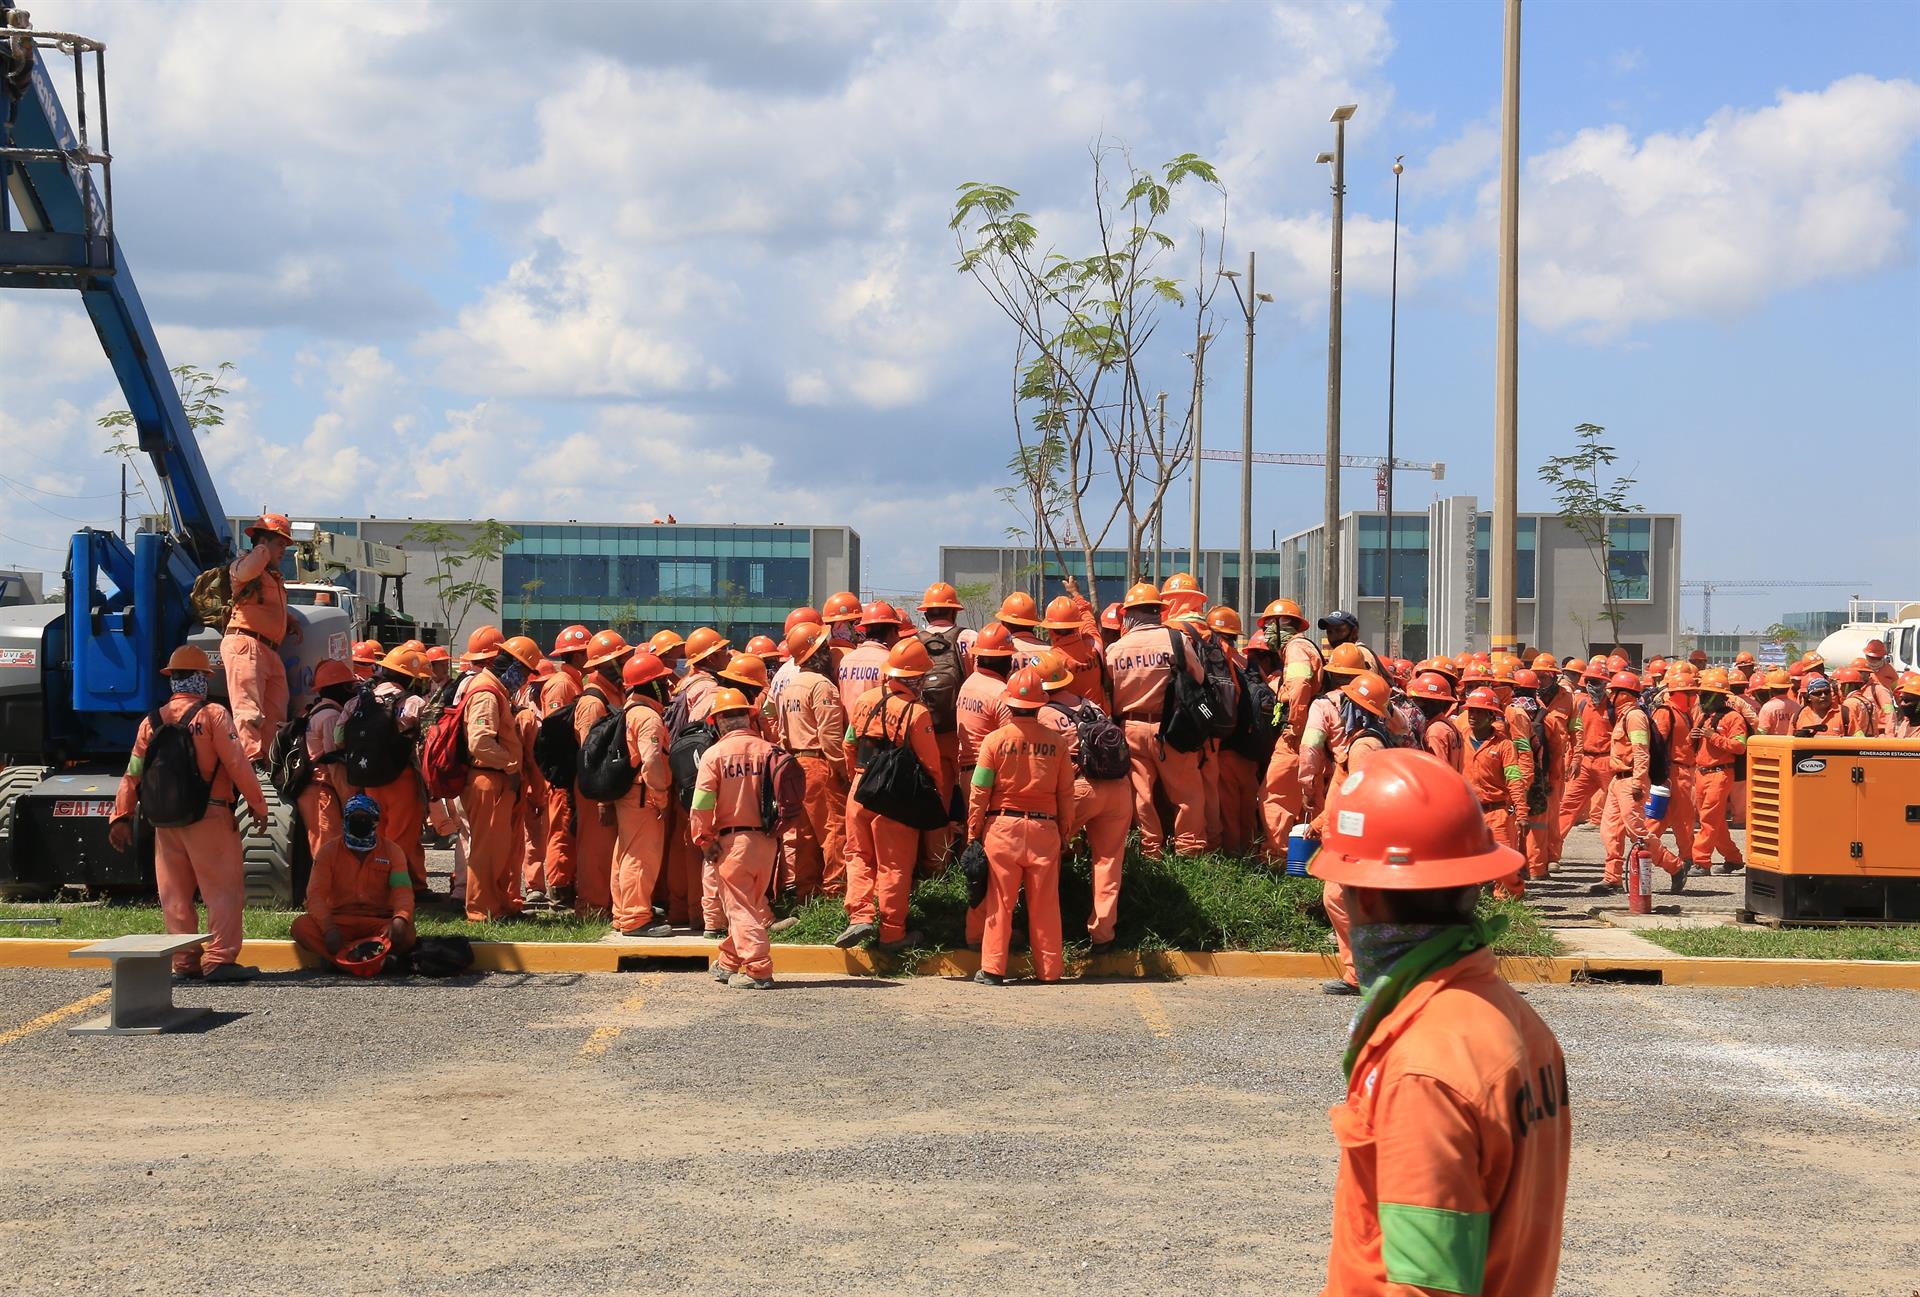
[1,17,114,276]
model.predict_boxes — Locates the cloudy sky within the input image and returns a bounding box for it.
[3,0,1916,630]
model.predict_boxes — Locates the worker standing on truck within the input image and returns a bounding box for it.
[1312,749,1570,1297]
[224,513,297,764]
[108,646,271,982]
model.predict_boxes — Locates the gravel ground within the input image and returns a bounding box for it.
[1,965,1913,1296]
[1531,820,1752,926]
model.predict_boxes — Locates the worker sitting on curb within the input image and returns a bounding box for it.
[292,794,417,970]
[1311,748,1570,1297]
[690,688,779,990]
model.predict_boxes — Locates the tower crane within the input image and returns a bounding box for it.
[1181,449,1445,509]
[1679,579,1868,635]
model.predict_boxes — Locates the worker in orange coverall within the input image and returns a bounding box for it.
[109,646,270,980]
[1034,649,1133,955]
[571,630,633,916]
[956,623,1014,948]
[690,687,780,988]
[774,623,848,901]
[609,650,675,937]
[1461,687,1529,901]
[291,793,416,965]
[223,512,297,762]
[1258,598,1325,852]
[966,667,1078,985]
[1690,668,1749,876]
[1516,665,1571,881]
[837,638,944,954]
[1206,605,1261,854]
[295,658,357,864]
[1559,659,1616,840]
[1310,749,1569,1297]
[532,624,591,907]
[666,626,731,932]
[1105,582,1209,856]
[1596,671,1690,897]
[460,637,535,921]
[1304,670,1396,997]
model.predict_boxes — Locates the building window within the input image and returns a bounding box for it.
[660,561,713,598]
[1474,516,1536,600]
[1607,517,1653,602]
[748,561,766,596]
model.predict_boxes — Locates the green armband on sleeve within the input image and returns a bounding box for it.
[125,756,145,778]
[1503,764,1525,782]
[1379,1201,1490,1295]
[1302,727,1327,749]
[1511,737,1531,753]
[1629,731,1649,745]
[387,870,411,890]
[970,765,996,789]
[844,725,855,743]
[690,788,717,811]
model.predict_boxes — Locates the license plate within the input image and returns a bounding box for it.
[52,799,115,818]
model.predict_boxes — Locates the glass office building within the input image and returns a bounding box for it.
[938,545,1285,624]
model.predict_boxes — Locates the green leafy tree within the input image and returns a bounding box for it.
[1762,622,1802,659]
[1539,423,1643,646]
[97,361,234,526]
[954,580,995,630]
[405,519,520,635]
[517,577,545,635]
[607,601,644,642]
[953,144,1226,601]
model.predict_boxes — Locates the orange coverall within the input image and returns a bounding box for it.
[690,728,778,980]
[966,712,1078,981]
[222,543,290,762]
[295,697,346,865]
[459,674,523,921]
[1558,692,1614,838]
[291,834,417,960]
[1691,706,1747,870]
[1600,704,1683,885]
[343,683,430,891]
[513,697,547,900]
[112,697,268,975]
[1324,947,1570,1297]
[1038,691,1134,946]
[572,679,626,914]
[844,686,943,944]
[538,664,583,896]
[1260,634,1323,853]
[1212,638,1259,855]
[1318,731,1388,988]
[1524,694,1572,879]
[1106,624,1209,856]
[775,667,848,899]
[1465,729,1528,899]
[955,668,1011,945]
[1422,709,1463,771]
[664,670,720,927]
[1652,702,1699,869]
[1757,695,1795,737]
[836,640,890,718]
[612,696,673,934]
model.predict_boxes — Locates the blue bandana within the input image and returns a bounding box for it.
[343,793,381,851]
[171,672,210,698]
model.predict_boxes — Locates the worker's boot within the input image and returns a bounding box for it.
[1668,862,1692,894]
[972,970,1005,986]
[727,972,774,991]
[1321,979,1360,997]
[873,929,924,956]
[710,962,736,983]
[550,884,575,912]
[205,962,260,984]
[832,922,876,949]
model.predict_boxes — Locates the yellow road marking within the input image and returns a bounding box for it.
[577,983,656,1058]
[0,990,111,1046]
[1131,985,1173,1039]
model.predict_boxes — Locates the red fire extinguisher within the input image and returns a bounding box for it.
[1628,840,1653,916]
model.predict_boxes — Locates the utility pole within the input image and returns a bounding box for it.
[1189,282,1210,580]
[1320,104,1358,621]
[119,462,127,541]
[1491,0,1522,654]
[1154,390,1167,582]
[1220,256,1269,625]
[1385,155,1404,659]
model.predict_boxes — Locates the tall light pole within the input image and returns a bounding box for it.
[1154,390,1168,581]
[1319,102,1358,622]
[1186,331,1212,575]
[1385,154,1404,659]
[1220,257,1273,624]
[1491,0,1521,654]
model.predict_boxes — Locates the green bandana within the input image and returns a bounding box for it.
[1342,913,1506,1080]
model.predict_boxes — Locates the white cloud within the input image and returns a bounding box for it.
[1514,75,1920,336]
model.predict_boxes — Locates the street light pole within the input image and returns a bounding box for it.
[1187,333,1208,576]
[1220,257,1271,625]
[1491,0,1522,655]
[1154,390,1168,582]
[1321,103,1358,622]
[1385,155,1404,659]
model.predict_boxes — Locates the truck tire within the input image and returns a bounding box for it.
[0,765,54,900]
[242,779,308,908]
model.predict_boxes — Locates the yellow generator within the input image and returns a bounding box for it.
[1743,735,1920,923]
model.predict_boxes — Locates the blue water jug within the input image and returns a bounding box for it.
[1286,825,1316,876]
[1643,783,1670,820]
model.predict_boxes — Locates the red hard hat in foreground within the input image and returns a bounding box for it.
[1310,749,1523,890]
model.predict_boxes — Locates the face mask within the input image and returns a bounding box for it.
[1587,681,1605,703]
[499,662,530,693]
[1268,623,1295,649]
[1350,922,1457,986]
[1537,678,1558,702]
[172,672,210,698]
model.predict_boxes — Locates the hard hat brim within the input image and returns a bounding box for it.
[1311,839,1522,890]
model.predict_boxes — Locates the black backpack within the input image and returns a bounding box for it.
[340,685,414,788]
[140,700,213,828]
[1225,662,1281,764]
[665,691,718,809]
[1513,696,1552,814]
[1049,700,1131,781]
[1642,705,1672,785]
[1160,628,1224,754]
[533,700,583,787]
[916,626,965,734]
[268,699,335,801]
[1192,629,1241,741]
[852,700,948,830]
[576,698,637,803]
[761,747,807,832]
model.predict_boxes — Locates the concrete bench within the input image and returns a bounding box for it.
[67,934,212,1035]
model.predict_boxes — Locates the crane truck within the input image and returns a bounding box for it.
[0,10,348,903]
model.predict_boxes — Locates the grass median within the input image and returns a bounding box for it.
[1637,925,1920,961]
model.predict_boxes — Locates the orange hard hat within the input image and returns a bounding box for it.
[683,626,730,665]
[918,582,964,612]
[1799,650,1824,666]
[1831,666,1865,685]
[1512,668,1540,690]
[1688,649,1709,665]
[884,638,933,679]
[1764,669,1791,691]
[719,652,769,690]
[312,658,355,691]
[708,687,753,718]
[1864,638,1888,659]
[1426,656,1460,683]
[1340,670,1391,718]
[858,600,903,629]
[1898,674,1920,699]
[535,658,558,679]
[552,625,592,658]
[246,512,294,541]
[162,644,213,676]
[1849,657,1871,671]
[1041,595,1084,631]
[1099,602,1123,632]
[1409,671,1454,702]
[1452,652,1474,671]
[973,623,1015,657]
[996,591,1041,627]
[1163,571,1205,600]
[623,650,671,689]
[399,639,426,654]
[499,636,542,672]
[424,645,451,664]
[352,639,383,665]
[1258,597,1307,627]
[584,630,632,669]
[1698,667,1730,693]
[648,629,685,657]
[1310,750,1523,890]
[1206,605,1243,638]
[1735,651,1757,666]
[1582,659,1612,682]
[1003,667,1049,709]
[1532,652,1558,672]
[1038,653,1074,691]
[744,635,779,659]
[1666,663,1700,691]
[1462,686,1503,714]
[1562,656,1588,676]
[822,592,862,624]
[785,623,830,663]
[1490,659,1516,682]
[1325,642,1368,677]
[1121,582,1163,610]
[378,646,424,679]
[784,607,823,634]
[1391,658,1414,681]
[1609,671,1643,694]
[461,625,505,664]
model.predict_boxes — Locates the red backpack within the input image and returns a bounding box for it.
[422,675,501,800]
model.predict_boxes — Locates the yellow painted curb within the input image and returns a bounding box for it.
[4,938,1917,988]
